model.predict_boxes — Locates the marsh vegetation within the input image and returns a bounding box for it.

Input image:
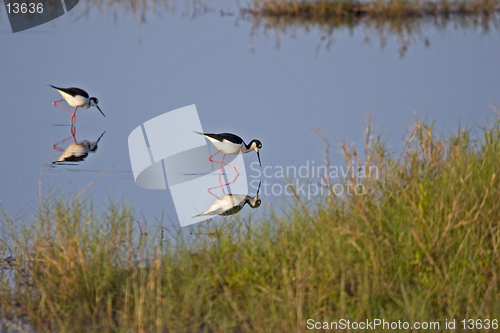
[244,0,499,55]
[2,108,500,332]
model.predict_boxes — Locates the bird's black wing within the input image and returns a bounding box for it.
[60,153,89,162]
[220,204,244,216]
[50,86,89,98]
[202,133,243,144]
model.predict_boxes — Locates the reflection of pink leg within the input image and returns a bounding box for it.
[218,170,226,195]
[207,190,220,199]
[208,173,225,199]
[53,99,72,114]
[207,174,240,198]
[52,126,77,150]
[52,135,73,151]
[208,171,223,199]
[70,125,77,143]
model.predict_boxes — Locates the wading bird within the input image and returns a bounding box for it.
[196,132,262,174]
[50,85,105,125]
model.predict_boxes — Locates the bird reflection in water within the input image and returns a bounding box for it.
[52,126,105,164]
[195,181,262,217]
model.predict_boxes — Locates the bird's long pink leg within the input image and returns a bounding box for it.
[207,150,223,177]
[208,150,221,163]
[52,99,72,114]
[217,153,239,175]
[217,153,226,174]
[210,153,239,175]
[70,107,78,125]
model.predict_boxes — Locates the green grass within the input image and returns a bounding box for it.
[2,112,500,332]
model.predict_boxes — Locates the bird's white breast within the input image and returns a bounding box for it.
[208,139,242,154]
[57,90,88,108]
[57,142,90,161]
[200,194,247,215]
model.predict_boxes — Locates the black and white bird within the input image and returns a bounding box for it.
[50,86,105,125]
[53,131,105,164]
[196,132,262,173]
[195,182,262,217]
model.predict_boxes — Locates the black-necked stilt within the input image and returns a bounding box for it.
[196,132,262,173]
[196,182,261,217]
[50,86,105,125]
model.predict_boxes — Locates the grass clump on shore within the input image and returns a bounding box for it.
[245,0,499,56]
[2,112,500,332]
[244,0,500,18]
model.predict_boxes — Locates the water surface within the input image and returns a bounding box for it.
[1,0,499,230]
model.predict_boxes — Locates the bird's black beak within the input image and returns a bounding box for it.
[256,181,261,195]
[97,105,105,117]
[257,151,261,167]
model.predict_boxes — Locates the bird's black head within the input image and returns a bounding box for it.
[90,97,105,117]
[250,139,262,151]
[248,140,262,167]
[250,180,262,208]
[250,198,262,209]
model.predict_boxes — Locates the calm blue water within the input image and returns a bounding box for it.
[1,1,499,231]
